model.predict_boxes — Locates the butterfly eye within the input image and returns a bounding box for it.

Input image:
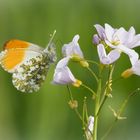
[12,54,49,93]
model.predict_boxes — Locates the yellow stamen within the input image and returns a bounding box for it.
[112,41,120,46]
[72,79,82,87]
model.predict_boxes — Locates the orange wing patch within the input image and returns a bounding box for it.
[4,40,29,50]
[1,40,30,72]
[2,49,25,71]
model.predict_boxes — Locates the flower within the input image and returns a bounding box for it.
[122,59,140,78]
[104,24,140,49]
[86,116,94,139]
[94,23,140,48]
[97,44,120,64]
[52,57,82,86]
[52,35,87,86]
[93,23,140,64]
[121,47,140,78]
[62,35,89,67]
[52,57,75,84]
[62,35,84,59]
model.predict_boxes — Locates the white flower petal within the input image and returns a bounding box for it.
[94,24,105,39]
[108,49,120,63]
[86,115,94,139]
[128,26,135,35]
[131,60,140,76]
[88,116,94,133]
[125,27,136,45]
[127,34,140,48]
[97,44,107,63]
[62,34,84,58]
[53,57,77,85]
[72,34,80,43]
[53,66,76,85]
[117,45,139,65]
[97,44,120,64]
[105,23,115,42]
[56,57,70,69]
[114,27,128,44]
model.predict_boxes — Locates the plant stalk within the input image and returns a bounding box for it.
[93,78,101,140]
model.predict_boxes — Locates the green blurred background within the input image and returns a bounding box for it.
[0,0,140,140]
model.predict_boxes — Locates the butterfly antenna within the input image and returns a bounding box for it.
[44,30,57,63]
[45,30,56,49]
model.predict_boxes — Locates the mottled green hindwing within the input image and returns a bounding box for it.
[12,54,50,93]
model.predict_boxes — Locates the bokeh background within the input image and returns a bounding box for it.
[0,0,140,140]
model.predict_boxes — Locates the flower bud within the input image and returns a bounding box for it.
[85,116,94,140]
[68,100,78,109]
[93,34,100,45]
[121,69,133,78]
[80,60,89,68]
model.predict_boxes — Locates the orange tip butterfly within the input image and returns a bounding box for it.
[0,31,57,93]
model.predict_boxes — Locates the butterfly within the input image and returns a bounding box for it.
[0,33,57,93]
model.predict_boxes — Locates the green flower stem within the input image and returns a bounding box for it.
[66,85,83,121]
[87,67,99,83]
[118,88,140,116]
[74,108,83,121]
[86,60,99,66]
[93,63,103,140]
[93,78,101,140]
[82,97,88,125]
[101,119,117,140]
[83,97,89,137]
[97,65,115,116]
[97,95,107,116]
[81,84,96,98]
[67,85,74,100]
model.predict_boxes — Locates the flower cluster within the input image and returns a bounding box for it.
[51,24,140,140]
[53,24,140,86]
[93,23,140,77]
[52,35,89,86]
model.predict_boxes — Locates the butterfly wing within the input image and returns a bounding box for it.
[0,40,44,73]
[12,53,50,93]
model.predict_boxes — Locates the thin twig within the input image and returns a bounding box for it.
[86,59,99,66]
[101,88,140,140]
[81,84,96,98]
[87,67,99,83]
[66,85,83,121]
